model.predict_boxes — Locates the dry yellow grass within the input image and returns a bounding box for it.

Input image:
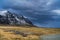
[0,25,60,40]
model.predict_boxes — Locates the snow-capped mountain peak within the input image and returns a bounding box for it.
[0,10,8,16]
[0,10,33,26]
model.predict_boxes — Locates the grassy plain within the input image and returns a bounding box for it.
[0,25,60,40]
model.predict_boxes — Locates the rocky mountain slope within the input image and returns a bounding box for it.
[0,10,33,26]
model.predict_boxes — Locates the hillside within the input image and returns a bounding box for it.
[0,25,60,40]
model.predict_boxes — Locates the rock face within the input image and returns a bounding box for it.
[0,10,33,26]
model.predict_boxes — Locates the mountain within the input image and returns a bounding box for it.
[0,10,33,26]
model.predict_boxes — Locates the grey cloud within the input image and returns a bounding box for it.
[1,0,54,10]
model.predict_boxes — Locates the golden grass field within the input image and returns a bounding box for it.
[0,25,60,40]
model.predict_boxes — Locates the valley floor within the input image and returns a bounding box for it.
[0,25,60,40]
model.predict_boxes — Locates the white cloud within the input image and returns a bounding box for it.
[46,0,56,6]
[52,10,60,15]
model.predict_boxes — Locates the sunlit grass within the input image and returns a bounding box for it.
[0,25,60,40]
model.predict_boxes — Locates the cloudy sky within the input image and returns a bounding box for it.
[0,0,60,28]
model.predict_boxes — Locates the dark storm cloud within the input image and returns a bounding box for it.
[0,0,54,10]
[0,0,60,27]
[0,0,59,21]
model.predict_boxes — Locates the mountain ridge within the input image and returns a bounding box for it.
[0,10,33,26]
